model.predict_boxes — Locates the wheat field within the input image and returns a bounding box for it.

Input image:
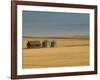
[22,37,89,68]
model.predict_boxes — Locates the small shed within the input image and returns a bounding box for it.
[27,41,41,48]
[42,40,51,48]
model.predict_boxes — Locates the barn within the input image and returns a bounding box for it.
[27,41,41,48]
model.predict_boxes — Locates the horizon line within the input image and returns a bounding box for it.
[23,35,89,39]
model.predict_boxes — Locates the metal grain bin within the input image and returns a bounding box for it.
[42,40,51,48]
[51,40,56,47]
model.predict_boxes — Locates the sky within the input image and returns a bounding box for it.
[22,11,89,37]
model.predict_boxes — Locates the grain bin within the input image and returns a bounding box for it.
[42,40,51,48]
[51,40,56,47]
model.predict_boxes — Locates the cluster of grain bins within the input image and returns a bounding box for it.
[27,40,56,48]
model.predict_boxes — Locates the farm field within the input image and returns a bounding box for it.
[22,37,89,68]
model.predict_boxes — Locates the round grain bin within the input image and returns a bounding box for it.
[51,40,56,47]
[42,40,51,48]
[42,41,45,48]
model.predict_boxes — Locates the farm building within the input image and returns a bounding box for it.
[42,40,51,48]
[27,41,41,48]
[51,40,56,47]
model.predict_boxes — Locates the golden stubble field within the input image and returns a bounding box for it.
[22,37,89,68]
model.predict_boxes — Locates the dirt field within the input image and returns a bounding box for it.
[22,37,89,68]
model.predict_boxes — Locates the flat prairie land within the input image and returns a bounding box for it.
[22,37,89,68]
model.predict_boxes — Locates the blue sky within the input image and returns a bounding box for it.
[22,11,89,37]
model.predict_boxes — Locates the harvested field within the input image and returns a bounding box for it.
[22,37,89,68]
